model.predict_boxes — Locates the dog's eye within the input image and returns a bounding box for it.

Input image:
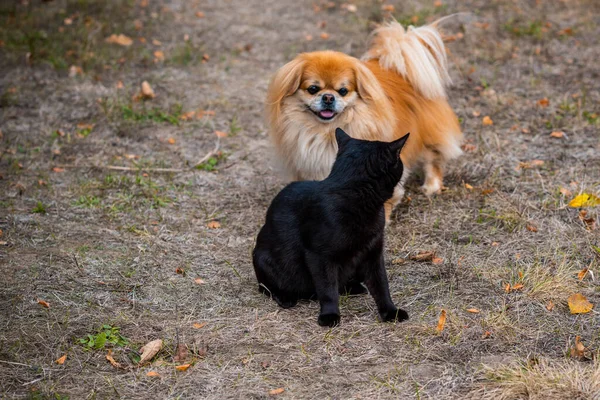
[338,87,348,96]
[307,85,320,95]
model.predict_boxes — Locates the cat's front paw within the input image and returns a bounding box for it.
[380,307,409,322]
[318,313,341,327]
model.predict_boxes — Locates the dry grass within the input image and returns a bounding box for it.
[1,0,599,398]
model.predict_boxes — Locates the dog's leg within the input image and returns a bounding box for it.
[421,148,444,196]
[384,168,410,222]
[305,251,340,327]
[364,244,409,322]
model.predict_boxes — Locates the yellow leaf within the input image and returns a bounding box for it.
[568,193,600,208]
[269,388,285,395]
[139,339,163,364]
[482,116,493,125]
[436,309,446,333]
[193,322,207,329]
[175,363,191,371]
[568,293,594,314]
[577,269,588,281]
[56,354,67,364]
[466,308,480,313]
[106,34,133,46]
[464,183,473,190]
[146,371,160,377]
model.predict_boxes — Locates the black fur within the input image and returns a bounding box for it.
[253,128,410,327]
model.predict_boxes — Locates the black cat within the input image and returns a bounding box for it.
[252,128,410,327]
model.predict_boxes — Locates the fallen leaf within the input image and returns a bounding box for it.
[568,193,600,208]
[146,371,160,377]
[195,11,205,18]
[579,210,596,230]
[550,131,565,138]
[462,143,477,152]
[464,183,473,190]
[179,111,196,121]
[472,110,481,117]
[381,4,395,12]
[175,267,185,275]
[68,65,83,77]
[305,34,313,41]
[124,154,139,159]
[577,268,589,281]
[434,0,443,7]
[568,293,594,314]
[194,278,205,285]
[193,322,207,329]
[106,34,133,46]
[207,221,221,229]
[521,127,530,134]
[432,257,444,265]
[559,187,572,197]
[139,339,163,364]
[482,116,493,125]
[391,258,406,265]
[511,283,524,291]
[141,81,155,99]
[558,27,574,36]
[167,137,176,144]
[37,299,50,308]
[202,53,210,62]
[436,309,446,333]
[482,330,491,338]
[345,4,357,12]
[173,343,189,363]
[320,32,330,40]
[175,363,191,371]
[153,50,165,61]
[504,282,511,293]
[52,167,65,173]
[537,98,549,107]
[546,300,554,311]
[56,354,67,364]
[411,251,435,262]
[526,223,538,232]
[466,308,480,313]
[152,39,162,46]
[570,336,586,360]
[106,349,124,369]
[214,130,228,138]
[269,388,285,396]
[116,80,124,89]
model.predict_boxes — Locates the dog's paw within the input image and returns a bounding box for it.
[318,313,341,327]
[421,181,442,196]
[380,307,409,323]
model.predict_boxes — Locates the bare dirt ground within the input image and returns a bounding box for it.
[1,0,599,398]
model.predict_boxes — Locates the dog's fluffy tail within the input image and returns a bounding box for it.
[362,19,451,99]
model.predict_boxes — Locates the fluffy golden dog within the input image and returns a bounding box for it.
[266,20,463,219]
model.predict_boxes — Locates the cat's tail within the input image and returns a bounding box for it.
[361,18,454,99]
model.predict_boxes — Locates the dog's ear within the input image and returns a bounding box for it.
[335,127,352,151]
[267,57,305,107]
[389,133,409,157]
[354,62,387,103]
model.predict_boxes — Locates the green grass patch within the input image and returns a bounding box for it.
[78,324,129,350]
[74,195,101,208]
[121,103,182,125]
[32,201,48,214]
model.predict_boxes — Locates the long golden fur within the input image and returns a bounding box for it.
[266,20,463,219]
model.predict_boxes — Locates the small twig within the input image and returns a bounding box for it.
[22,377,44,387]
[0,360,34,368]
[195,138,221,167]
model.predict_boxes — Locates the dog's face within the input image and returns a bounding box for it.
[267,51,386,126]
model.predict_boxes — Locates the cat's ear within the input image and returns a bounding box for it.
[390,133,409,157]
[335,127,352,150]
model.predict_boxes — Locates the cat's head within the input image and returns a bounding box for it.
[330,127,409,189]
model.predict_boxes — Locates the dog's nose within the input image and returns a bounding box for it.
[322,93,335,105]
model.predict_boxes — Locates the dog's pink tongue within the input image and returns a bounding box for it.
[319,110,335,118]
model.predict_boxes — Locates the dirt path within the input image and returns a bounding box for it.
[1,0,599,398]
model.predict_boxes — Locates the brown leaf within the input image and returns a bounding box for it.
[411,251,434,262]
[175,267,185,275]
[526,223,538,232]
[504,282,511,293]
[511,283,524,291]
[153,50,165,61]
[194,278,205,285]
[195,11,205,18]
[167,137,176,144]
[106,349,124,369]
[568,293,594,314]
[207,221,221,229]
[570,336,586,360]
[559,187,572,197]
[464,183,474,190]
[432,257,444,265]
[462,143,477,152]
[56,354,67,364]
[139,339,163,364]
[106,34,133,46]
[202,53,210,62]
[537,98,549,107]
[466,308,480,313]
[152,39,162,46]
[436,309,446,333]
[305,34,313,41]
[381,4,395,12]
[173,343,189,363]
[141,81,155,99]
[482,330,491,338]
[546,300,554,311]
[214,130,228,138]
[269,388,285,396]
[37,299,50,308]
[175,363,191,371]
[558,27,574,36]
[52,167,65,173]
[146,371,160,377]
[577,268,589,281]
[550,131,565,138]
[193,322,207,329]
[320,32,330,40]
[482,116,493,125]
[579,210,596,231]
